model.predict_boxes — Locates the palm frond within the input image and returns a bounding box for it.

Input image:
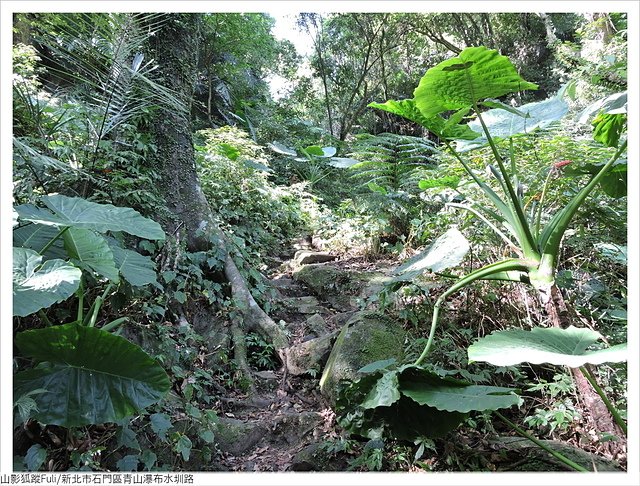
[31,13,185,140]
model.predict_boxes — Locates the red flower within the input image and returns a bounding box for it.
[553,160,572,169]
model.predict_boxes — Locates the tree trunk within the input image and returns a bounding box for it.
[146,14,289,372]
[543,284,624,458]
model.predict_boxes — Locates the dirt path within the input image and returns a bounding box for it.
[214,251,387,471]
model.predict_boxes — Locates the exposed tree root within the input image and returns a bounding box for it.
[230,318,256,394]
[221,236,289,356]
[147,14,289,382]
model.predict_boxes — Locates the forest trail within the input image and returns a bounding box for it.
[210,243,626,473]
[214,244,395,471]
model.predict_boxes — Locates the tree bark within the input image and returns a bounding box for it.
[146,14,289,370]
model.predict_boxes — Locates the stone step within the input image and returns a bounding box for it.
[280,296,331,315]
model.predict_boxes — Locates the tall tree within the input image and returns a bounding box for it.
[145,13,288,384]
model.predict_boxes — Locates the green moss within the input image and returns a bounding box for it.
[320,312,406,404]
[294,264,343,294]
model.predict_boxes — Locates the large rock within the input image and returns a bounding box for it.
[319,311,406,404]
[294,251,337,265]
[293,263,347,295]
[281,296,330,314]
[293,263,392,311]
[284,330,338,376]
[304,313,328,337]
[214,418,268,455]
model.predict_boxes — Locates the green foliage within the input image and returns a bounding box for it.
[342,133,440,239]
[414,46,538,117]
[455,93,570,152]
[336,364,520,441]
[13,194,169,429]
[13,247,82,317]
[391,227,469,282]
[24,444,47,472]
[370,44,627,360]
[196,126,309,265]
[350,134,434,185]
[14,323,170,427]
[360,45,628,451]
[245,332,278,370]
[468,326,627,368]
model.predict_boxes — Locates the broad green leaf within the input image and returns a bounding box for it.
[14,323,170,426]
[150,412,173,441]
[25,444,47,471]
[594,242,627,264]
[456,95,568,152]
[337,373,467,440]
[140,450,157,471]
[199,429,215,444]
[368,99,432,128]
[379,396,467,440]
[16,195,165,240]
[174,434,192,461]
[110,245,159,287]
[358,358,397,374]
[13,223,67,260]
[304,145,325,156]
[564,160,627,198]
[414,46,538,117]
[361,370,401,409]
[13,208,19,227]
[116,423,141,450]
[392,227,469,282]
[398,366,521,413]
[116,455,139,472]
[368,99,480,140]
[13,247,81,317]
[63,228,119,282]
[267,141,296,156]
[321,146,337,157]
[577,91,627,123]
[592,113,626,148]
[468,326,628,367]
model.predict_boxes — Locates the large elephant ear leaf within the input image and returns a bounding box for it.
[13,247,82,317]
[391,227,469,282]
[63,228,120,282]
[16,195,165,240]
[398,366,522,413]
[110,244,159,287]
[13,223,67,260]
[468,326,628,368]
[456,94,569,152]
[414,46,538,117]
[368,99,480,140]
[14,323,170,427]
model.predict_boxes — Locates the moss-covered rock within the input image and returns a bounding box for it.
[319,311,406,405]
[294,263,346,295]
[293,263,391,311]
[214,418,268,455]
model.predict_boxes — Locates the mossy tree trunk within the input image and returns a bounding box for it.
[145,14,289,384]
